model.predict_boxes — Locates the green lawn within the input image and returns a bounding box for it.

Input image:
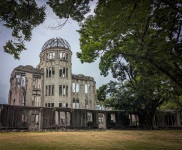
[0,130,182,150]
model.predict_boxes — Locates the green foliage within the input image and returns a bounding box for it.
[0,0,46,59]
[161,96,182,111]
[75,0,182,88]
[96,84,107,101]
[102,61,181,128]
[47,0,92,22]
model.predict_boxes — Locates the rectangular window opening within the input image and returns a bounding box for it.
[60,52,62,59]
[49,85,51,96]
[59,68,62,77]
[49,67,51,77]
[46,68,48,78]
[66,68,68,78]
[85,84,88,93]
[63,68,65,78]
[59,85,62,96]
[66,86,68,96]
[49,52,55,59]
[63,85,66,96]
[76,83,79,92]
[52,85,54,96]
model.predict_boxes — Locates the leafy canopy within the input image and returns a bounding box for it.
[76,0,182,88]
[0,0,45,59]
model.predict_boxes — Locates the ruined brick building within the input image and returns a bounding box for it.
[8,37,97,110]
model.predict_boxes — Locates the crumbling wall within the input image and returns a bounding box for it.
[0,104,180,130]
[72,74,96,110]
[8,65,43,107]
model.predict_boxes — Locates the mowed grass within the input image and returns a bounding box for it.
[0,130,182,150]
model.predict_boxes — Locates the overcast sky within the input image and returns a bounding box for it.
[0,1,113,104]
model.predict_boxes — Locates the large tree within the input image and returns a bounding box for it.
[99,61,181,129]
[48,0,182,89]
[0,0,46,59]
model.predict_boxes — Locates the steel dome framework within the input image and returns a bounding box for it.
[41,37,71,51]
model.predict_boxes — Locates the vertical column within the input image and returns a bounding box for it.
[55,111,59,125]
[39,109,43,130]
[176,112,181,127]
[66,112,70,126]
[65,111,67,127]
[25,73,33,106]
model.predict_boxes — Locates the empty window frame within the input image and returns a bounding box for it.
[49,67,51,77]
[49,52,55,60]
[72,83,75,92]
[72,82,79,92]
[59,68,68,78]
[52,85,54,96]
[46,67,55,78]
[72,98,76,108]
[59,68,62,77]
[75,100,79,109]
[63,85,66,96]
[76,83,79,92]
[63,68,65,78]
[87,113,93,122]
[72,98,79,109]
[63,53,66,59]
[60,52,68,61]
[59,85,68,96]
[59,52,62,59]
[59,103,62,107]
[49,85,51,95]
[59,85,62,96]
[85,84,88,93]
[85,83,91,93]
[52,67,55,76]
[111,113,116,123]
[51,103,54,107]
[46,68,48,78]
[65,53,68,60]
[66,68,68,78]
[66,86,68,96]
[46,85,54,96]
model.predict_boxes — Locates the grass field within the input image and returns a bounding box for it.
[0,130,182,150]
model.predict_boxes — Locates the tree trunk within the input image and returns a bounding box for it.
[138,109,156,129]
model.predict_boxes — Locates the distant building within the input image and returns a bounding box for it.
[8,37,97,109]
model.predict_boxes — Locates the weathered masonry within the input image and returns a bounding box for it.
[5,37,181,130]
[8,38,96,110]
[0,105,181,130]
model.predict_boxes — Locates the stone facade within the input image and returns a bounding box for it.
[8,38,97,109]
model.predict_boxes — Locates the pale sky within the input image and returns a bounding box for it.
[0,1,113,104]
